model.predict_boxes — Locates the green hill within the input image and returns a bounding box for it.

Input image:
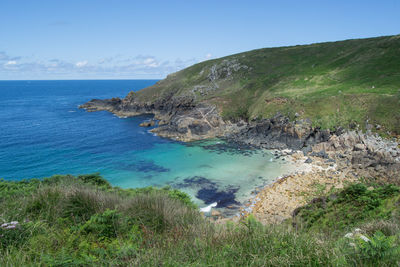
[132,34,400,134]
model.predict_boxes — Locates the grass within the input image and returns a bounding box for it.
[1,174,399,266]
[293,183,400,234]
[129,34,400,134]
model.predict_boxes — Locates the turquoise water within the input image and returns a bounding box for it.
[0,80,293,208]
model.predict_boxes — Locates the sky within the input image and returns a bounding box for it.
[0,0,399,80]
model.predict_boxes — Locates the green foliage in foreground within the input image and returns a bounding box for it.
[1,175,399,266]
[293,183,400,232]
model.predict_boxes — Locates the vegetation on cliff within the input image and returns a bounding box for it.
[129,35,400,134]
[1,174,399,266]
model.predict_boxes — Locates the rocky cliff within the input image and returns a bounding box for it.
[80,34,400,180]
[80,94,239,142]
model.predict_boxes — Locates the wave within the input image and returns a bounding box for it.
[199,202,218,213]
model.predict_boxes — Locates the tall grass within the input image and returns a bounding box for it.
[1,175,399,266]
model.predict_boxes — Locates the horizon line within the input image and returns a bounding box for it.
[0,78,162,81]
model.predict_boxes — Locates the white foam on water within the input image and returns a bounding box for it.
[200,202,218,213]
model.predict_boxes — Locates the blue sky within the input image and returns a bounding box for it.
[0,0,399,80]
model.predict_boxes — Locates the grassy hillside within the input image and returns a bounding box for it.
[132,35,400,134]
[1,175,399,266]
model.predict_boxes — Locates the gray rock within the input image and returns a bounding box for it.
[354,143,365,151]
[302,146,312,156]
[310,150,329,159]
[229,114,331,150]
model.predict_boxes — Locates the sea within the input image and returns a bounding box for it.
[0,80,294,211]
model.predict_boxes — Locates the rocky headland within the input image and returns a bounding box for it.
[80,94,400,224]
[80,95,235,141]
[79,34,400,223]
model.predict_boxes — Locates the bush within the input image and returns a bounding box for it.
[343,231,400,265]
[163,186,197,208]
[80,209,125,240]
[357,231,399,262]
[293,183,400,232]
[0,222,46,249]
[77,173,111,189]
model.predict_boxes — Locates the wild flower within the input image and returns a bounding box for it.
[0,221,19,229]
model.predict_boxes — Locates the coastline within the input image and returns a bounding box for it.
[246,151,357,224]
[236,130,400,224]
[215,148,355,223]
[80,98,400,224]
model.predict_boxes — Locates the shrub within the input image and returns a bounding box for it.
[0,222,46,249]
[80,209,124,240]
[293,183,400,232]
[162,186,197,208]
[343,231,400,265]
[77,173,111,189]
[357,231,399,261]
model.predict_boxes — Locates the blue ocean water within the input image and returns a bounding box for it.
[0,80,294,207]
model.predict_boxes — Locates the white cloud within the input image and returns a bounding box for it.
[205,53,212,59]
[75,60,88,68]
[5,60,17,66]
[143,57,159,68]
[0,51,200,79]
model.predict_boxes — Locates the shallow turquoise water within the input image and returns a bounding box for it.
[107,139,292,205]
[0,80,293,208]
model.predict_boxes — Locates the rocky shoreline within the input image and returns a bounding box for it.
[80,97,342,151]
[242,130,400,224]
[80,96,235,142]
[80,97,400,223]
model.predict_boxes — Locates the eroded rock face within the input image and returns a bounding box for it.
[228,114,332,150]
[149,104,230,141]
[80,95,234,141]
[312,131,400,181]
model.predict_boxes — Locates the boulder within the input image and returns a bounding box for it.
[354,143,365,151]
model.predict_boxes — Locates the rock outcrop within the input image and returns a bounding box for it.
[80,94,242,141]
[80,94,334,148]
[139,120,156,127]
[228,114,332,150]
[312,131,400,182]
